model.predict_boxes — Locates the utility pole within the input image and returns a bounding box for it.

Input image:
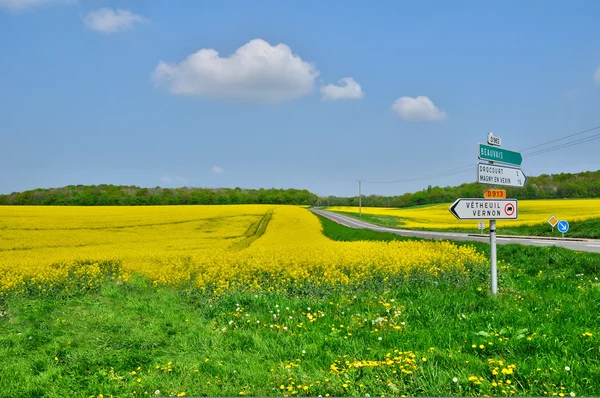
[357,179,363,217]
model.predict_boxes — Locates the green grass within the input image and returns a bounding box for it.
[330,210,600,239]
[1,218,600,396]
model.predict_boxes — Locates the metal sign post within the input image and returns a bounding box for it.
[486,134,500,296]
[490,219,497,295]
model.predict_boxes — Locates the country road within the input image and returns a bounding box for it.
[311,209,600,254]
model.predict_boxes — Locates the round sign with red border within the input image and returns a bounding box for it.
[504,203,515,216]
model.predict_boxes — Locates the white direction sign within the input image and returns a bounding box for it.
[477,163,527,187]
[449,199,518,220]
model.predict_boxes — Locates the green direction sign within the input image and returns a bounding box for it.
[478,143,523,166]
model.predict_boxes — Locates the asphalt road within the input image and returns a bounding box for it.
[311,208,600,254]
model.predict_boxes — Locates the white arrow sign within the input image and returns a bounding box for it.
[477,163,527,188]
[449,199,518,220]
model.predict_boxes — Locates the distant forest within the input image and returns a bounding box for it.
[0,186,319,206]
[322,170,600,208]
[2,170,599,207]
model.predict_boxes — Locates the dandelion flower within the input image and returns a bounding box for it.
[452,377,458,383]
[565,366,571,371]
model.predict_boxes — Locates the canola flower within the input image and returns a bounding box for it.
[0,205,486,296]
[328,198,600,229]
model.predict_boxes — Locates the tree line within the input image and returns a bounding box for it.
[2,170,598,207]
[321,170,600,208]
[0,185,319,206]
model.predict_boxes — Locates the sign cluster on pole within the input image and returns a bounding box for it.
[449,132,526,295]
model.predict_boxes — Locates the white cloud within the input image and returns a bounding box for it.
[595,66,600,85]
[152,38,319,103]
[212,166,225,174]
[320,77,364,100]
[0,0,71,12]
[391,96,447,122]
[83,8,147,34]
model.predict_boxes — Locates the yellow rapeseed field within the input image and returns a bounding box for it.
[328,198,600,229]
[0,205,485,296]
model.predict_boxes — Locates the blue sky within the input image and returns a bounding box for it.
[1,0,600,197]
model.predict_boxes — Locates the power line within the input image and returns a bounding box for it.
[524,132,600,158]
[364,164,474,184]
[519,124,600,154]
[361,124,600,185]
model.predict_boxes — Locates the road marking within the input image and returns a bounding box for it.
[587,244,600,248]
